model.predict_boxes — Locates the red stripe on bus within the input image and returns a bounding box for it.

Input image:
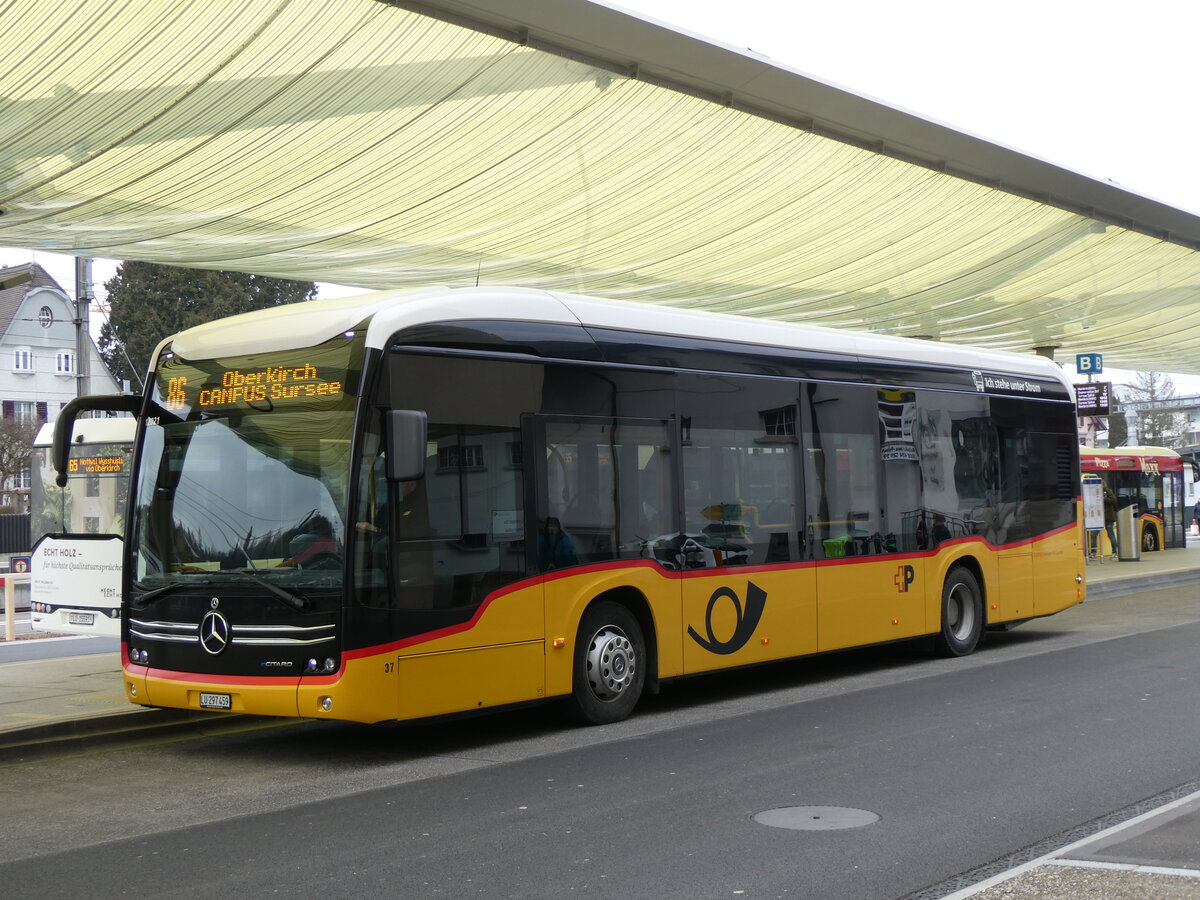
[344,520,1081,659]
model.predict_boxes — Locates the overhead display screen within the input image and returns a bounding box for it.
[155,331,364,417]
[67,453,130,475]
[1074,382,1112,416]
[166,363,344,411]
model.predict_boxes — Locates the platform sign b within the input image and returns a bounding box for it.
[1076,353,1102,375]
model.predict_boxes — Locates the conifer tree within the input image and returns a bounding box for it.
[98,262,317,386]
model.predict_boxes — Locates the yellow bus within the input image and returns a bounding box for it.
[54,287,1085,725]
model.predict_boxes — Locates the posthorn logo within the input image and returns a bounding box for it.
[688,581,767,655]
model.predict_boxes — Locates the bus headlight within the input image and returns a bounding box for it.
[304,657,339,674]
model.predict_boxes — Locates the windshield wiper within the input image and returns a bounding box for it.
[215,569,309,612]
[130,580,201,611]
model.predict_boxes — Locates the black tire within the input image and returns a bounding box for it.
[567,601,646,725]
[934,566,983,657]
[1142,526,1159,553]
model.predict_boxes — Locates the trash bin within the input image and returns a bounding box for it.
[1117,505,1140,561]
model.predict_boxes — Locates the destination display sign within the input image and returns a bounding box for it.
[156,334,364,415]
[165,364,344,411]
[66,442,132,477]
[67,454,129,475]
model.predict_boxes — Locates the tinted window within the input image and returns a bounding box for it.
[542,418,672,569]
[992,398,1078,543]
[677,374,799,566]
[802,383,887,559]
[912,391,998,549]
[356,354,537,611]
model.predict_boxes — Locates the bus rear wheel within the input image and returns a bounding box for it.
[568,601,645,725]
[934,566,983,657]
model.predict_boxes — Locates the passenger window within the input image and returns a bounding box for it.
[677,375,798,567]
[542,418,672,569]
[355,352,540,611]
[911,391,997,549]
[992,398,1078,543]
[802,382,884,559]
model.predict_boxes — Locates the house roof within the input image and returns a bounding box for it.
[0,263,66,336]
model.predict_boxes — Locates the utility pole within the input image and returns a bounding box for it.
[74,256,92,397]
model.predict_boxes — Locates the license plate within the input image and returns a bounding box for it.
[68,612,95,626]
[199,692,232,710]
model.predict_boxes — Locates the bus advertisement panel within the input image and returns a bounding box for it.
[31,417,134,636]
[53,287,1085,726]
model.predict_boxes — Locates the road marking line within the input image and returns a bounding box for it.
[938,788,1200,899]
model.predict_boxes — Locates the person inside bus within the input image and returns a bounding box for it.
[538,516,578,571]
[931,513,952,545]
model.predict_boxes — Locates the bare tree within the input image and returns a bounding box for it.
[1121,372,1187,447]
[0,416,39,513]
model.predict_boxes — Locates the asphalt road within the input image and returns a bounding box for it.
[3,583,1200,899]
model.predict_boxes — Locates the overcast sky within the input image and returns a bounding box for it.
[3,0,1198,392]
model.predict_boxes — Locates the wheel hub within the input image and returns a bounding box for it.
[586,626,636,701]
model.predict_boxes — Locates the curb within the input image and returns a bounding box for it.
[1086,568,1200,600]
[0,708,304,762]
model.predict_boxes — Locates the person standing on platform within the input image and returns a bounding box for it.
[1103,486,1118,557]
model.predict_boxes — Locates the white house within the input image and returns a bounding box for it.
[0,262,121,508]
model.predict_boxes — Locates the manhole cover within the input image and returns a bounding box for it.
[754,806,880,831]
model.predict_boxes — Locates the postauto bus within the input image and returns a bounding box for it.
[1081,446,1197,552]
[53,287,1084,726]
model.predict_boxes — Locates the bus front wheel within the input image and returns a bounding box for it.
[568,601,645,725]
[1142,527,1159,553]
[934,567,983,657]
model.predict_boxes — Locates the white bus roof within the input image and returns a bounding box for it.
[167,286,1071,391]
[34,416,137,448]
[1081,446,1180,459]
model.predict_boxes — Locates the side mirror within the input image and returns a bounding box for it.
[386,410,428,482]
[53,394,141,486]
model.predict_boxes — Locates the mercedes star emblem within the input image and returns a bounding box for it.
[199,609,231,655]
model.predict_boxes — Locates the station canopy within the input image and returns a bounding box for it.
[4,0,1200,373]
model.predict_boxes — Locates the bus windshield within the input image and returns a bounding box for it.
[132,332,364,595]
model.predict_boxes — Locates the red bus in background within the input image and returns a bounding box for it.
[1081,446,1198,552]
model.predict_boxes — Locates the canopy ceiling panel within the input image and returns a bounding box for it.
[3,0,1200,371]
